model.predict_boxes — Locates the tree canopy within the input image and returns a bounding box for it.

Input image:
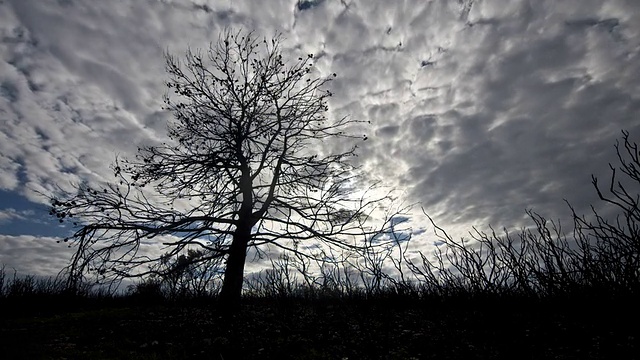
[49,30,403,305]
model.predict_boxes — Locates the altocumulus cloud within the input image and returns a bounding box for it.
[0,0,639,277]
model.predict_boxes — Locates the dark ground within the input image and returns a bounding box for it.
[0,295,637,359]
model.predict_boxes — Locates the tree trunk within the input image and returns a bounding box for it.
[219,226,250,309]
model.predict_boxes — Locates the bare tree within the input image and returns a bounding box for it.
[48,29,402,307]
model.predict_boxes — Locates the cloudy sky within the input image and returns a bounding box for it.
[1,0,639,278]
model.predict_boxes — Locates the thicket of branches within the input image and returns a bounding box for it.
[122,130,640,302]
[14,130,637,304]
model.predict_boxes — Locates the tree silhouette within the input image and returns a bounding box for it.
[48,29,402,306]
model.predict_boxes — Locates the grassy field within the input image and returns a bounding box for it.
[1,290,638,359]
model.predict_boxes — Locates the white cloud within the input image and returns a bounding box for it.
[0,208,32,223]
[0,234,72,277]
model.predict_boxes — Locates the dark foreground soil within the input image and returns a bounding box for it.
[0,296,637,359]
